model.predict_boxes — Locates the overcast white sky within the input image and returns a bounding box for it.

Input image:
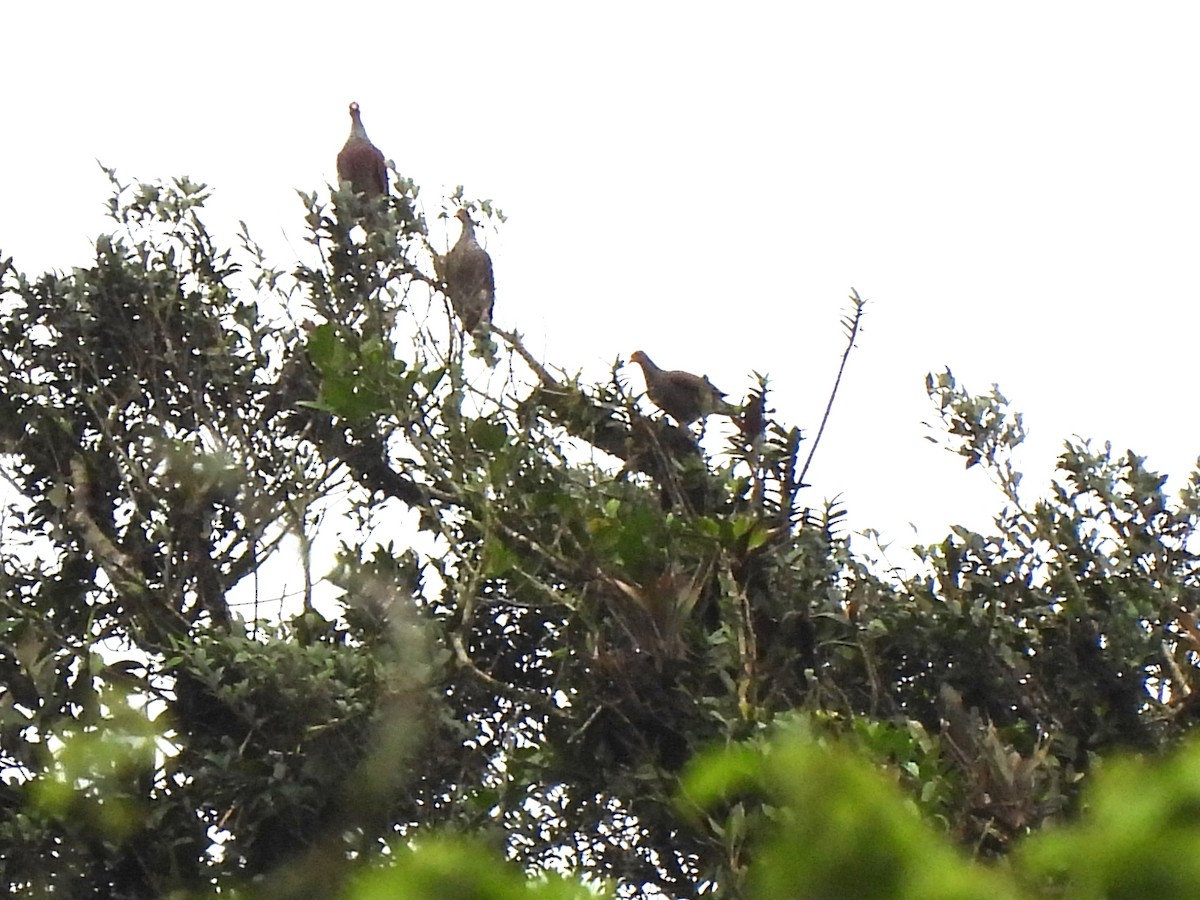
[5,3,1199,561]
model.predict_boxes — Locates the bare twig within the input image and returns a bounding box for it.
[67,456,143,591]
[492,325,563,389]
[798,289,866,488]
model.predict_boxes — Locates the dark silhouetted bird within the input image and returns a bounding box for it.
[336,102,387,198]
[442,209,495,332]
[630,351,737,425]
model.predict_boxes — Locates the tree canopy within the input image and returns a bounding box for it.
[3,170,1200,898]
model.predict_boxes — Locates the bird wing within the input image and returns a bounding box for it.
[446,242,495,330]
[337,142,388,196]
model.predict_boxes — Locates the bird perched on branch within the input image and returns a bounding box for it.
[442,209,495,332]
[336,102,387,198]
[629,351,738,425]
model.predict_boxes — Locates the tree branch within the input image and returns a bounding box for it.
[798,289,866,488]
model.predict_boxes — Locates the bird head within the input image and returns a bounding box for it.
[629,350,650,368]
[454,208,475,225]
[346,102,371,140]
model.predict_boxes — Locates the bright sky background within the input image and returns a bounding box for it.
[5,3,1199,563]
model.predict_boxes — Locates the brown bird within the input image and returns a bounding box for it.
[443,209,495,332]
[630,351,737,425]
[336,102,387,198]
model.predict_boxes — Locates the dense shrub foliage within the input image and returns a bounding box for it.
[2,172,1200,898]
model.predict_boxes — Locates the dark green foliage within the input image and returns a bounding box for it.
[3,171,1200,898]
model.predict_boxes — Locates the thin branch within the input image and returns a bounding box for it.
[798,289,866,488]
[492,325,563,389]
[67,456,144,591]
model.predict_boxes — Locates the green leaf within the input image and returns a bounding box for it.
[468,418,510,453]
[305,322,342,374]
[745,525,771,552]
[481,537,519,577]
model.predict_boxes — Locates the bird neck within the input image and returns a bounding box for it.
[350,115,370,143]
